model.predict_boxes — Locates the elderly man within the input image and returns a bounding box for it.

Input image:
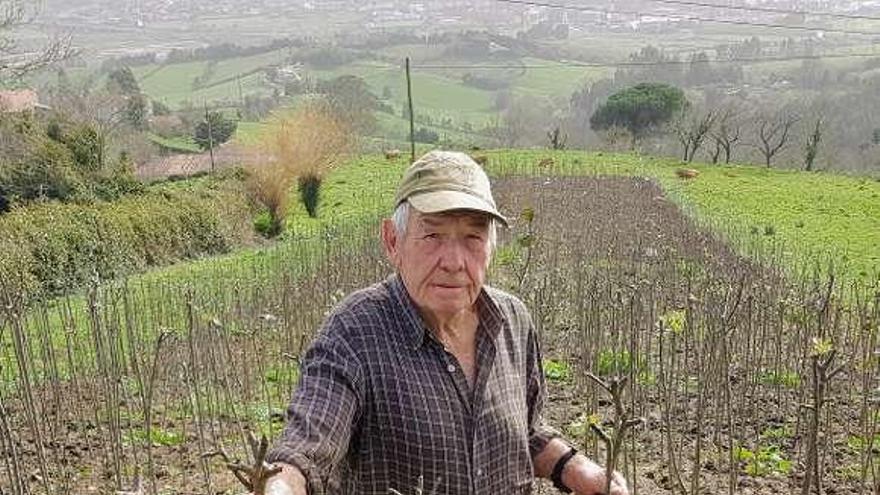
[264,151,629,495]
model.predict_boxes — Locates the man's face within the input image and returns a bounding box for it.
[383,208,493,321]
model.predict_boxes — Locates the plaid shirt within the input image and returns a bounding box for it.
[267,274,557,495]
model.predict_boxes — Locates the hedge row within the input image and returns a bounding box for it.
[0,175,256,303]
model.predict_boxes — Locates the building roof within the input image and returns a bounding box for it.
[0,89,39,113]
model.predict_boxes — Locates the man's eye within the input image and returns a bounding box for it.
[424,233,439,240]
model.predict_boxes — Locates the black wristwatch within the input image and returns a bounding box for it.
[551,447,578,493]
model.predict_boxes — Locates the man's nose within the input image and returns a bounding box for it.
[438,238,467,271]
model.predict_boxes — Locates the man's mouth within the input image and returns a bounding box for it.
[433,283,465,289]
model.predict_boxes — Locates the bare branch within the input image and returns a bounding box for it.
[0,0,76,81]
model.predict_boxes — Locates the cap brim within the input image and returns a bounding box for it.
[409,191,509,227]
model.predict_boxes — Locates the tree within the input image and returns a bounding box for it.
[615,46,683,86]
[686,51,716,86]
[106,66,148,129]
[63,124,103,173]
[674,107,717,162]
[590,83,687,148]
[803,117,823,172]
[567,78,614,146]
[547,126,567,150]
[106,67,140,95]
[44,81,133,171]
[709,109,741,164]
[318,75,379,133]
[494,96,553,148]
[0,1,73,82]
[752,113,799,168]
[193,111,237,151]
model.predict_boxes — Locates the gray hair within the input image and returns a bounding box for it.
[392,200,497,250]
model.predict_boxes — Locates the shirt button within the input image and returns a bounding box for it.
[476,469,483,476]
[447,364,456,373]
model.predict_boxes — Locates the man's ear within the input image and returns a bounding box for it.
[381,219,400,268]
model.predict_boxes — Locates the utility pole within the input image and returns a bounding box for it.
[237,74,244,107]
[204,101,215,173]
[405,57,415,163]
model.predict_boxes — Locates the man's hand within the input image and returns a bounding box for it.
[259,463,308,495]
[563,457,629,495]
[534,438,630,495]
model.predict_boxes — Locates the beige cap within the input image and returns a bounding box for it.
[394,151,508,226]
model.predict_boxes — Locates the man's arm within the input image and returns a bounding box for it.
[264,463,307,495]
[264,315,364,495]
[533,438,628,495]
[524,318,629,495]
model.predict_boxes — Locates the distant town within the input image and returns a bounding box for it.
[37,0,880,52]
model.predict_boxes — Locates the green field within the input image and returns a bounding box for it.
[134,150,880,288]
[663,163,880,281]
[133,48,289,108]
[147,132,202,153]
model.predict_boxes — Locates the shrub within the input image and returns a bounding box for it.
[0,186,8,213]
[245,102,354,236]
[543,359,571,382]
[413,127,439,144]
[0,175,255,302]
[298,174,321,218]
[63,124,103,173]
[1,116,143,207]
[2,137,87,202]
[193,111,238,150]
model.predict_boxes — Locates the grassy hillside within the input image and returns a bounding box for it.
[665,163,880,281]
[144,150,880,287]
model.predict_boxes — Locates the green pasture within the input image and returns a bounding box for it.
[511,58,610,98]
[310,62,496,125]
[133,48,287,108]
[147,132,201,153]
[662,163,880,282]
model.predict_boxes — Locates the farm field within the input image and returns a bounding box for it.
[1,151,878,494]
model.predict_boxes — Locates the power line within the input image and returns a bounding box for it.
[646,0,880,23]
[406,51,880,70]
[494,0,880,36]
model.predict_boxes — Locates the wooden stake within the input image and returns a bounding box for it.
[405,57,415,163]
[204,101,215,173]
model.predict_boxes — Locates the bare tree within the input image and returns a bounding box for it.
[709,108,741,164]
[547,125,567,150]
[674,107,717,162]
[0,1,74,81]
[493,96,553,148]
[44,82,130,170]
[752,112,799,168]
[803,116,823,172]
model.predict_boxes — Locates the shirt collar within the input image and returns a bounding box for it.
[387,273,504,350]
